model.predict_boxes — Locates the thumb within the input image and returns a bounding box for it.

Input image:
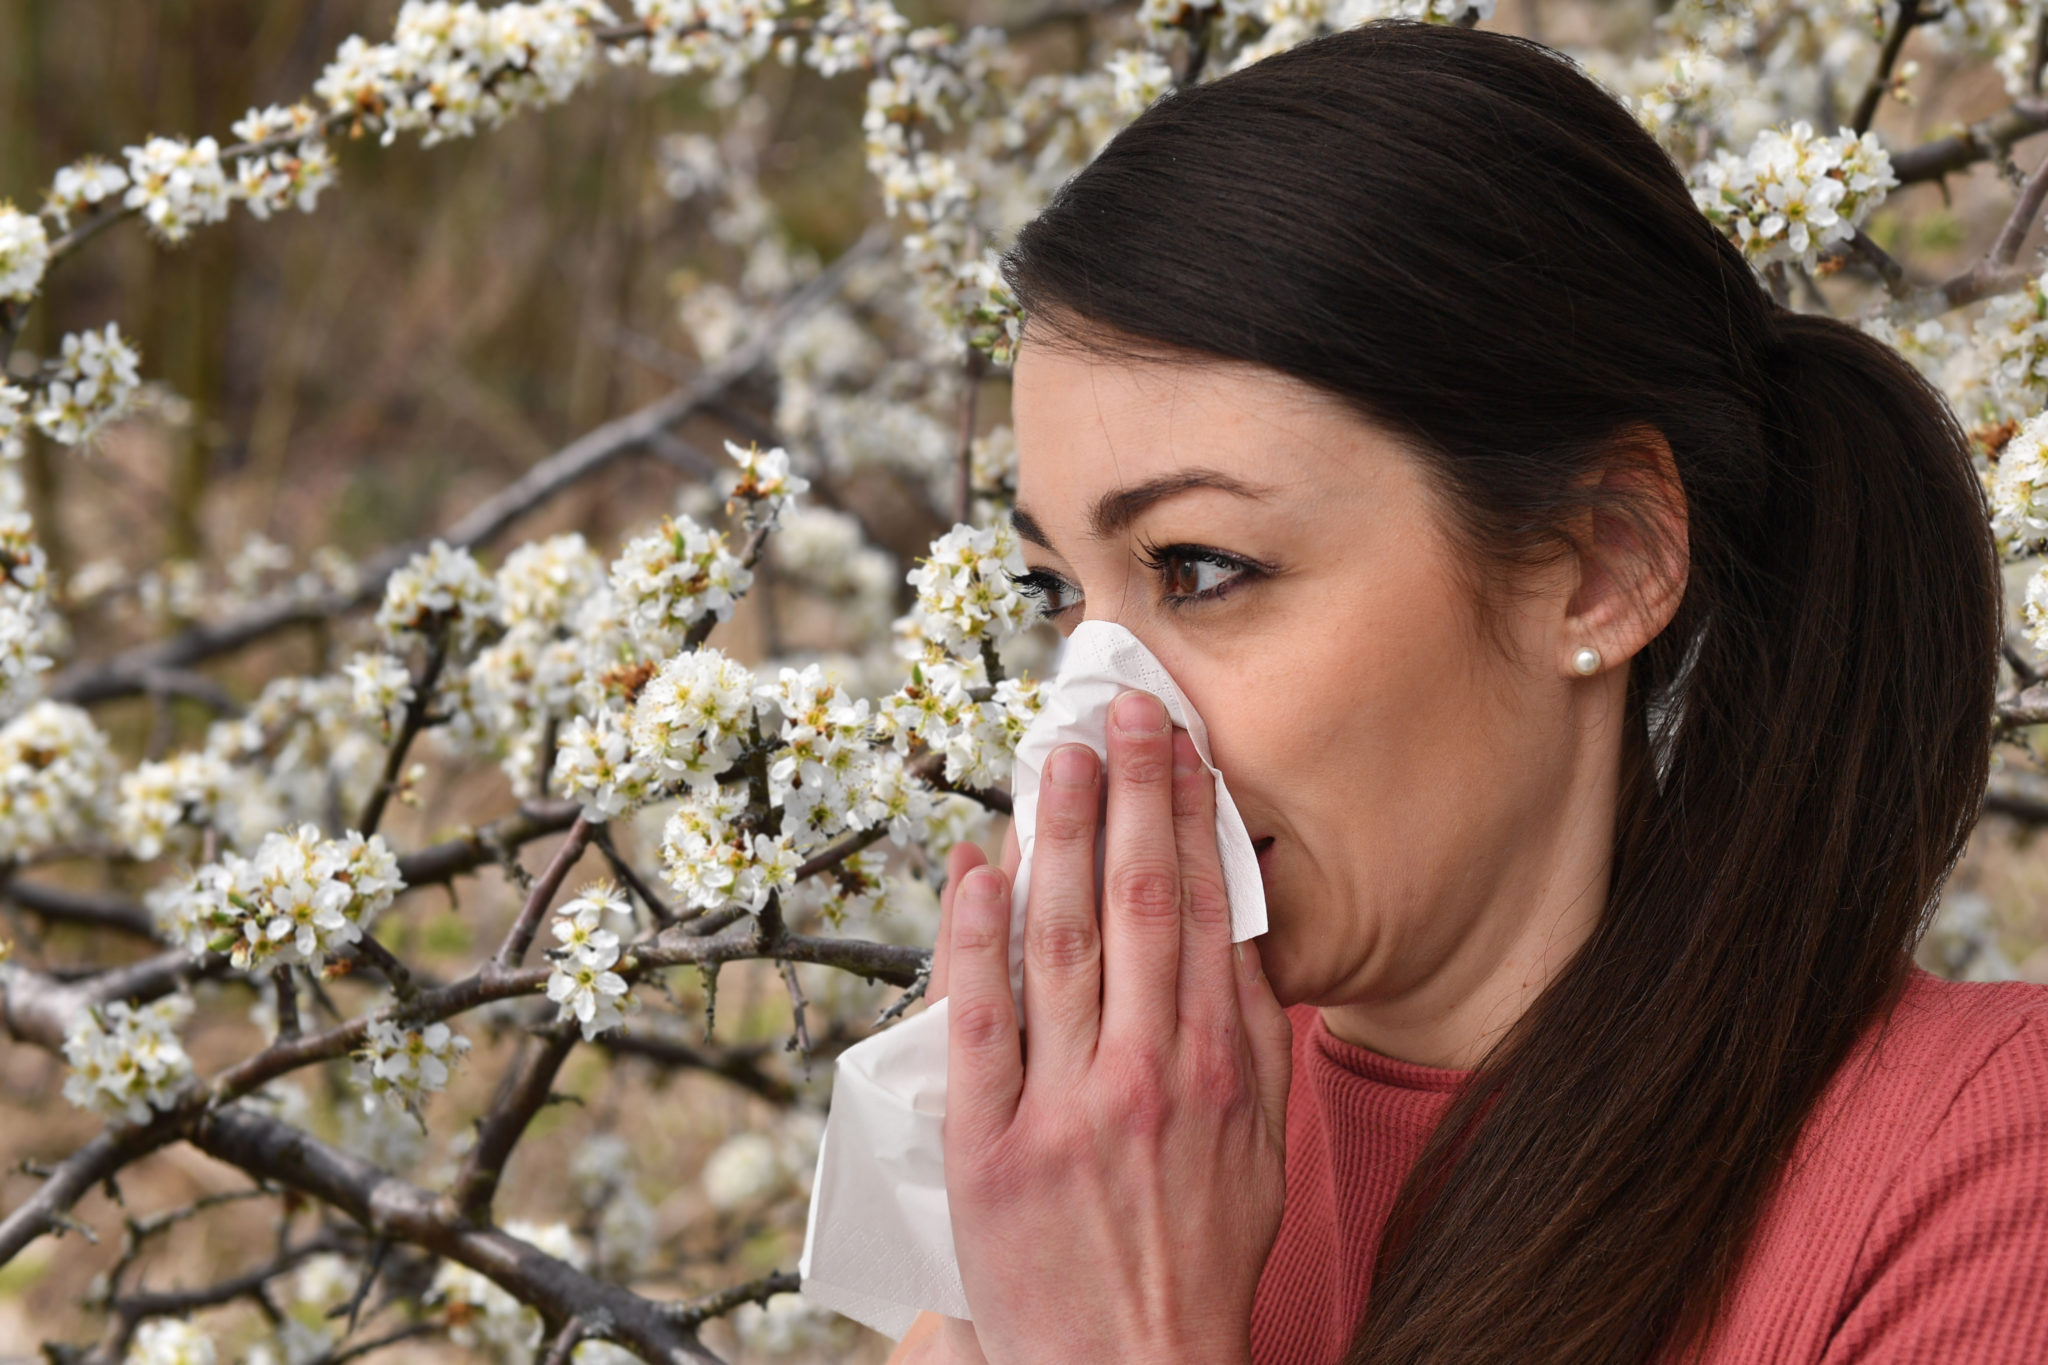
[1233,937,1292,1146]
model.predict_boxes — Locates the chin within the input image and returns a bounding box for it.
[1247,932,1306,1008]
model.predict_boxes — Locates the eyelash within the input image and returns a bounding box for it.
[1007,540,1265,619]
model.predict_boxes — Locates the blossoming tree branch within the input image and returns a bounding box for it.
[4,0,2048,1360]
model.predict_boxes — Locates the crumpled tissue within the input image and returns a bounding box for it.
[797,620,1269,1339]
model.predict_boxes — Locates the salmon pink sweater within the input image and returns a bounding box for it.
[1248,963,2048,1363]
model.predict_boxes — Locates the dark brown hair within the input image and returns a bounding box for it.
[999,19,2000,1364]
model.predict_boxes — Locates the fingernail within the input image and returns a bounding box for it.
[1049,744,1095,788]
[1173,731,1199,778]
[961,866,1004,904]
[1114,690,1167,735]
[1234,940,1261,981]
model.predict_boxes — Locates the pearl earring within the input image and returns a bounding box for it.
[1571,646,1602,676]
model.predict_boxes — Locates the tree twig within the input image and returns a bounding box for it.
[1851,0,1923,135]
[494,816,595,971]
[357,631,450,837]
[450,1025,581,1223]
[187,1103,724,1364]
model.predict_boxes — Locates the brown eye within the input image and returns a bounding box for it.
[1155,547,1248,601]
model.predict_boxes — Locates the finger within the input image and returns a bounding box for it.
[1233,937,1294,1146]
[1169,729,1236,1032]
[944,864,1023,1152]
[1099,689,1182,1049]
[931,839,988,1004]
[1020,741,1103,1078]
[1000,814,1021,881]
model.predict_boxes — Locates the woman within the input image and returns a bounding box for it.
[886,19,2048,1365]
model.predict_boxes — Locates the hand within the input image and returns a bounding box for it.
[939,688,1294,1365]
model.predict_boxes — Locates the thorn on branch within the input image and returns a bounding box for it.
[875,961,931,1028]
[777,959,812,1068]
[659,1268,802,1329]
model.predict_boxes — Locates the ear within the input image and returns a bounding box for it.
[1558,425,1689,679]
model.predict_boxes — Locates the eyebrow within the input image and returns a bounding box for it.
[1010,469,1275,555]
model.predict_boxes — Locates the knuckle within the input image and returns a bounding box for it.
[1105,1075,1170,1139]
[946,1134,1025,1206]
[949,999,1014,1052]
[1109,866,1180,921]
[1038,791,1097,845]
[1112,740,1173,788]
[1171,764,1211,820]
[950,915,1004,955]
[1103,1035,1171,1086]
[1181,870,1230,928]
[1031,1119,1092,1173]
[1026,915,1099,972]
[1185,1039,1248,1111]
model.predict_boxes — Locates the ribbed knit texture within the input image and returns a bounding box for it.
[1248,962,2048,1363]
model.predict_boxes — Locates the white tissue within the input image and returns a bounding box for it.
[798,621,1269,1339]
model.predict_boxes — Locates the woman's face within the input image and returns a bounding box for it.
[1009,336,1626,1058]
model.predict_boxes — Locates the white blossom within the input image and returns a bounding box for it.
[1689,120,1896,273]
[62,995,194,1126]
[31,322,142,447]
[723,437,810,530]
[553,704,657,819]
[123,1318,215,1365]
[376,538,499,653]
[702,1130,783,1209]
[0,700,116,860]
[115,750,235,860]
[0,381,26,465]
[0,205,50,302]
[241,1319,332,1365]
[772,506,898,639]
[734,1292,840,1354]
[314,2,614,151]
[545,877,640,1039]
[154,823,403,973]
[352,1014,473,1128]
[43,156,130,231]
[1968,268,2048,424]
[122,135,234,243]
[230,102,339,219]
[1992,410,2048,556]
[629,0,788,81]
[900,520,1035,654]
[609,513,753,655]
[1106,47,1173,114]
[629,646,761,786]
[659,781,798,911]
[345,650,416,739]
[496,530,604,628]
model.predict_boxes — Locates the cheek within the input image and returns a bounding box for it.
[1173,558,1518,986]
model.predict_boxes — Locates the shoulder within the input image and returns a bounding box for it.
[1829,965,2048,1135]
[1794,967,2048,1362]
[1787,965,2048,1219]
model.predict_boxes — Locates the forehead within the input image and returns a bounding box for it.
[1010,341,1371,507]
